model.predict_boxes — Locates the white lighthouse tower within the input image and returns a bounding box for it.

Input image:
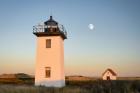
[33,16,67,87]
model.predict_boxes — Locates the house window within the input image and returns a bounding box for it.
[46,39,51,48]
[45,67,51,78]
[107,76,110,80]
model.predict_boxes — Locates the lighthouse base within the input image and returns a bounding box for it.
[35,80,65,87]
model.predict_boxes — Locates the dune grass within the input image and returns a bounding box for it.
[0,80,140,93]
[0,85,89,93]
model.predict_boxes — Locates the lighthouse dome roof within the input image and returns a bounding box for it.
[44,16,58,26]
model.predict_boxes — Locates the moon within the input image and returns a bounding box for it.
[88,24,94,30]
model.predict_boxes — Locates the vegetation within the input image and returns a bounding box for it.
[0,79,140,93]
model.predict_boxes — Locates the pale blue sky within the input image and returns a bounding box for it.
[0,0,140,76]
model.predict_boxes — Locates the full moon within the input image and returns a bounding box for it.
[88,24,94,30]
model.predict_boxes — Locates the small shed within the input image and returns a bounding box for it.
[102,68,117,80]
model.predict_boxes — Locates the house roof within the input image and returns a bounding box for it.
[102,68,117,76]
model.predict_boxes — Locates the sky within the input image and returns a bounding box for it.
[0,0,140,77]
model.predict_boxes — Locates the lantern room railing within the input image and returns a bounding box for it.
[33,24,67,37]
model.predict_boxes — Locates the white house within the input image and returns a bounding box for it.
[102,68,117,80]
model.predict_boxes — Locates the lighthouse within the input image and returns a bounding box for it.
[33,16,67,87]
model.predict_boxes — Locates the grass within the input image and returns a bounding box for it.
[0,78,140,93]
[0,85,90,93]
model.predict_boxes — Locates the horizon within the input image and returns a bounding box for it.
[0,0,140,77]
[0,73,140,78]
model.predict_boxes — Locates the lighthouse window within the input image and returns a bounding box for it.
[46,39,51,48]
[45,67,51,78]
